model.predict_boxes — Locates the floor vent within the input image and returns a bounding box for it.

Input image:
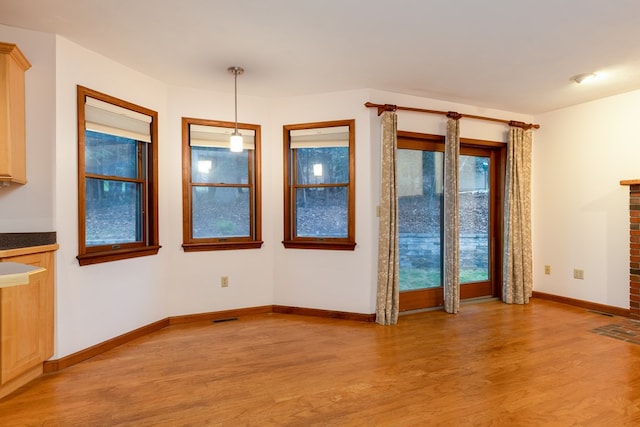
[588,310,614,317]
[212,317,239,324]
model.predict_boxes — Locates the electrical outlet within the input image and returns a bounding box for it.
[573,269,584,280]
[544,265,551,275]
[221,276,229,287]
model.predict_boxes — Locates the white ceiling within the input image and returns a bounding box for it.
[2,0,640,114]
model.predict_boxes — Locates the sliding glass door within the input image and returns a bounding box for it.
[397,133,504,311]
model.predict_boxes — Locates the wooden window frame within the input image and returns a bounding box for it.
[181,117,263,252]
[283,119,356,250]
[76,86,160,266]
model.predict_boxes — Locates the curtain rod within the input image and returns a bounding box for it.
[364,102,540,130]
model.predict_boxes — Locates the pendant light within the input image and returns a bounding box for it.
[228,66,244,152]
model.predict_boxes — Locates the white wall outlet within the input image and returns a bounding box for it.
[221,276,229,287]
[573,269,584,280]
[544,265,551,275]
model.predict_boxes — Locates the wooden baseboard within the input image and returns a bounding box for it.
[43,305,373,373]
[43,318,170,374]
[273,305,376,322]
[532,291,630,318]
[168,305,273,325]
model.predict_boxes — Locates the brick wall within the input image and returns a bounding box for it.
[628,184,640,320]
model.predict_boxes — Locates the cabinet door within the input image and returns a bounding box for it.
[0,251,52,384]
[0,43,30,184]
[1,275,42,383]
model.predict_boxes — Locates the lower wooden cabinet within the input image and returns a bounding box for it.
[0,244,57,399]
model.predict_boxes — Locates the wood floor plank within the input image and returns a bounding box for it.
[1,299,640,426]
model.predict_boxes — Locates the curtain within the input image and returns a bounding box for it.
[376,111,399,325]
[444,116,460,314]
[503,126,533,304]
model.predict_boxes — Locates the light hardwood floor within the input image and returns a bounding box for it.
[1,299,640,426]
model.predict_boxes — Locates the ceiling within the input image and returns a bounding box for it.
[2,0,640,114]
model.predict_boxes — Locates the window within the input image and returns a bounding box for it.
[77,86,160,266]
[283,119,355,250]
[181,118,262,251]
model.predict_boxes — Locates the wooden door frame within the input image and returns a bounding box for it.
[397,131,505,311]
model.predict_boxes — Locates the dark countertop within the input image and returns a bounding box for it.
[0,232,57,250]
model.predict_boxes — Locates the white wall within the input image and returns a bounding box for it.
[164,86,276,316]
[271,90,378,313]
[270,90,535,314]
[6,22,592,360]
[53,36,171,357]
[0,25,56,231]
[533,91,640,309]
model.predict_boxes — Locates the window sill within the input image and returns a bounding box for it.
[182,241,263,252]
[77,245,162,266]
[282,240,356,251]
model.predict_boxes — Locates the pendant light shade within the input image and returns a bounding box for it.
[230,133,243,152]
[228,66,244,152]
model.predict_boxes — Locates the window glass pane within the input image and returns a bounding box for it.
[398,151,492,289]
[192,187,250,238]
[295,187,347,237]
[191,147,249,184]
[459,155,490,283]
[398,150,443,290]
[85,178,142,246]
[295,147,349,184]
[85,130,138,178]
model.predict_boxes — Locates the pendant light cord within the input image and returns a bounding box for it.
[234,69,239,135]
[228,66,244,135]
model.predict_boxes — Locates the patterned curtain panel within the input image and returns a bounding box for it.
[376,111,399,325]
[444,116,461,314]
[503,126,533,304]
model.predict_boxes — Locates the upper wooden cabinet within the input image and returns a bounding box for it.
[0,42,31,185]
